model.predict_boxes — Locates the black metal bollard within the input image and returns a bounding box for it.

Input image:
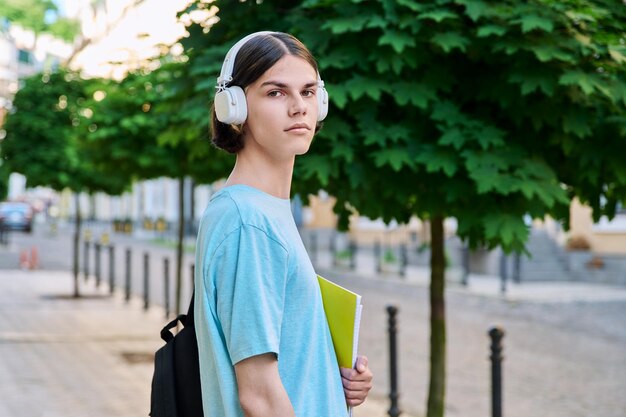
[0,223,7,245]
[95,243,101,288]
[374,241,382,273]
[461,244,470,286]
[83,241,90,282]
[349,240,357,270]
[164,257,170,318]
[108,245,115,294]
[310,231,318,265]
[513,252,521,284]
[387,305,401,417]
[499,252,508,294]
[489,327,505,417]
[143,252,150,311]
[399,244,408,278]
[125,248,131,303]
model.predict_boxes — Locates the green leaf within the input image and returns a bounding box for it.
[431,101,469,126]
[474,125,506,150]
[322,15,370,34]
[438,128,465,150]
[366,15,388,29]
[509,70,556,96]
[299,155,333,186]
[418,9,458,23]
[379,30,416,53]
[431,32,469,53]
[373,148,414,171]
[515,14,555,33]
[608,45,626,64]
[331,142,354,163]
[392,82,437,108]
[345,76,387,101]
[462,0,493,22]
[562,110,592,138]
[327,84,348,109]
[532,45,575,63]
[558,70,596,95]
[477,24,507,38]
[415,147,458,177]
[396,0,426,12]
[484,214,529,247]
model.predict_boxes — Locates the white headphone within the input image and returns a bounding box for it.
[214,31,329,125]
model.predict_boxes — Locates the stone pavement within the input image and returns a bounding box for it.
[0,269,406,417]
[2,227,626,417]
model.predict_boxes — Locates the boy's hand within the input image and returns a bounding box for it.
[340,355,373,407]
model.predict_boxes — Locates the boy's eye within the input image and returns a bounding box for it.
[302,90,315,97]
[268,90,284,97]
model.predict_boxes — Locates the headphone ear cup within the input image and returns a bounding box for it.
[214,86,247,124]
[317,86,329,121]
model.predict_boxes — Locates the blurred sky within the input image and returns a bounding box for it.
[53,0,190,78]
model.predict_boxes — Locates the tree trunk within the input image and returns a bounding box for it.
[175,176,185,315]
[427,215,446,417]
[72,193,82,298]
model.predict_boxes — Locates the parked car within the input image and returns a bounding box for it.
[0,202,33,233]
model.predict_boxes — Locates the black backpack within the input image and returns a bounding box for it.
[150,294,204,417]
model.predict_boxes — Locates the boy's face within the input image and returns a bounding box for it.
[242,55,319,162]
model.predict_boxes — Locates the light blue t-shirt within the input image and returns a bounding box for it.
[194,184,347,417]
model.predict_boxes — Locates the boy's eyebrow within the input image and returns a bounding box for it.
[260,80,318,89]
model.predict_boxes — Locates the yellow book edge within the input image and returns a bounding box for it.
[317,275,363,416]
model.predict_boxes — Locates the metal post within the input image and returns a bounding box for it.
[399,244,407,278]
[499,252,508,295]
[489,327,505,417]
[387,305,401,417]
[143,252,149,311]
[375,241,382,273]
[513,251,521,284]
[108,245,115,294]
[83,241,90,282]
[94,243,101,288]
[310,231,318,265]
[125,248,131,303]
[330,232,337,267]
[461,244,470,286]
[349,240,357,270]
[164,257,170,318]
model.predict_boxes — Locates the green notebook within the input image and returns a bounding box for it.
[317,275,363,369]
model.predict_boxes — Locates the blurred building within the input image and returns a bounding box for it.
[0,17,73,200]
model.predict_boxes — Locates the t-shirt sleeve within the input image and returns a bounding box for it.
[209,224,289,365]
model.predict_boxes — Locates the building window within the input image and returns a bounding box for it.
[18,49,33,64]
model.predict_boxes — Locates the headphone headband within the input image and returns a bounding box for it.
[216,31,276,88]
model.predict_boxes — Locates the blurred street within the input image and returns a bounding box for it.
[1,223,625,417]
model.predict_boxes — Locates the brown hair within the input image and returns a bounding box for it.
[211,32,321,153]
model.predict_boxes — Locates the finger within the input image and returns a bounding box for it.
[341,370,370,383]
[356,355,368,372]
[342,375,373,392]
[343,386,367,400]
[347,397,365,407]
[340,367,357,379]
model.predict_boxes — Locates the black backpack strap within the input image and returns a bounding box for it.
[160,292,196,343]
[186,291,195,325]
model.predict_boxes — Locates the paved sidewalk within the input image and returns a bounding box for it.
[0,269,403,417]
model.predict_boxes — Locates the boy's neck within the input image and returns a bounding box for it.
[225,153,295,200]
